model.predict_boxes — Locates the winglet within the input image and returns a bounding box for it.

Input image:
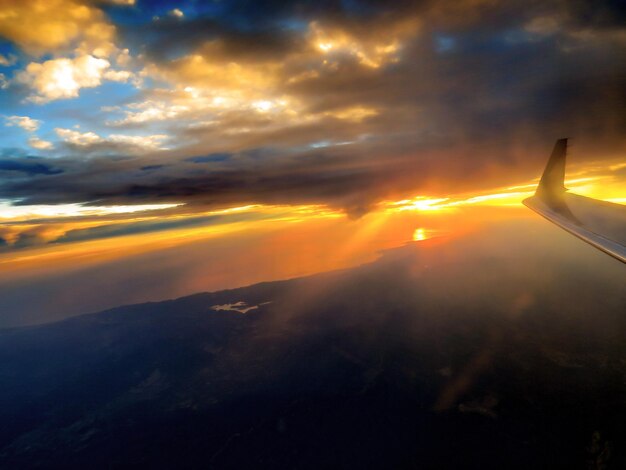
[536,138,568,199]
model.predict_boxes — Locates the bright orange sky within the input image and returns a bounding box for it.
[2,151,624,266]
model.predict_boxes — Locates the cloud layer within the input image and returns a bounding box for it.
[0,0,624,249]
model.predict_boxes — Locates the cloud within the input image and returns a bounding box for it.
[106,134,169,150]
[5,115,41,132]
[16,55,110,103]
[0,0,116,56]
[0,53,16,66]
[106,100,190,126]
[131,11,420,117]
[186,153,233,164]
[0,141,490,217]
[0,157,62,175]
[324,107,378,122]
[55,128,103,146]
[141,165,166,171]
[1,0,624,220]
[308,19,417,68]
[146,52,280,94]
[55,127,169,152]
[169,9,184,19]
[0,0,135,103]
[103,69,132,82]
[14,55,133,103]
[28,137,54,150]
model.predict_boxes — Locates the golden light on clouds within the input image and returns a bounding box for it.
[134,58,297,125]
[0,0,137,104]
[150,53,280,92]
[309,20,414,68]
[317,42,334,52]
[122,15,415,132]
[0,0,116,56]
[27,136,54,150]
[325,106,378,122]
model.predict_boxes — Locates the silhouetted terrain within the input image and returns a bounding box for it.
[1,232,625,469]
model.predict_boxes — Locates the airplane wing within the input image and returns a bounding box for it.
[523,138,626,263]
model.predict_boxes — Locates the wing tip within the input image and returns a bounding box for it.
[536,138,568,199]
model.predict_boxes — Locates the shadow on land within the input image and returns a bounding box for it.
[0,220,625,469]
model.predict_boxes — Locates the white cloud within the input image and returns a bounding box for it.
[169,8,184,18]
[55,128,103,146]
[325,106,378,122]
[16,55,111,103]
[55,127,169,151]
[0,73,7,89]
[108,134,169,149]
[103,69,132,82]
[28,137,54,150]
[5,115,41,132]
[106,100,189,126]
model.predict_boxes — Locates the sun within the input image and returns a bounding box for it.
[413,227,426,241]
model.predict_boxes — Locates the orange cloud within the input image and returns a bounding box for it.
[0,0,116,56]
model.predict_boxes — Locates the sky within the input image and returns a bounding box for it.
[0,0,625,325]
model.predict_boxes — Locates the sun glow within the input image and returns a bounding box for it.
[253,100,273,112]
[388,197,451,212]
[384,163,626,215]
[317,42,334,52]
[413,227,426,241]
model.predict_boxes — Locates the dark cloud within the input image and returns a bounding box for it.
[140,164,166,171]
[119,14,305,65]
[0,138,525,219]
[563,0,626,29]
[185,153,233,163]
[0,157,63,176]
